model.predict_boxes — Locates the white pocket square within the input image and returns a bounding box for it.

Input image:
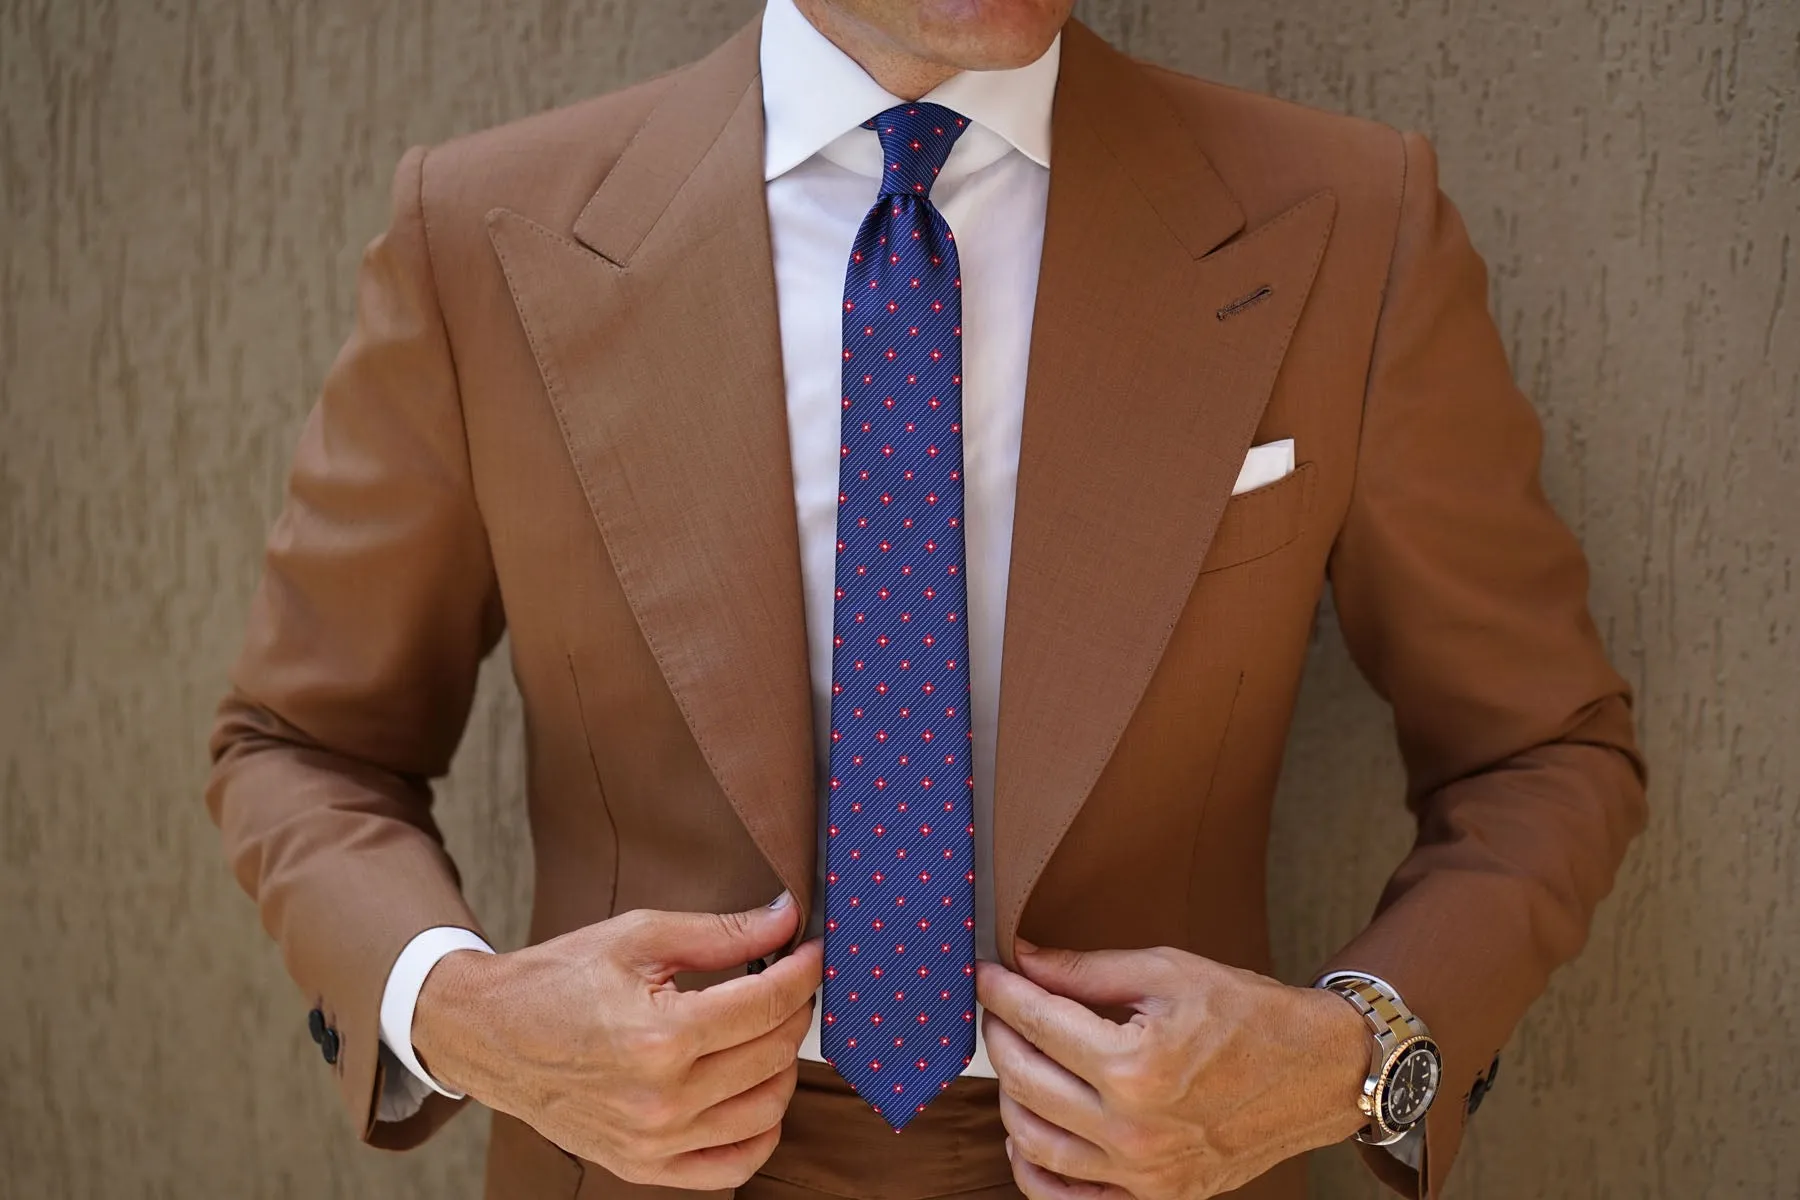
[1232,438,1295,496]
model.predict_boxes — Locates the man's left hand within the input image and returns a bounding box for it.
[975,942,1373,1199]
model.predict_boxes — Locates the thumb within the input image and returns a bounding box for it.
[1012,940,1180,1011]
[620,891,801,981]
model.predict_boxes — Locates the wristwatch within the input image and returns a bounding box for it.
[1314,971,1442,1146]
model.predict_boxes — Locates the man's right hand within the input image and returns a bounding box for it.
[412,892,820,1189]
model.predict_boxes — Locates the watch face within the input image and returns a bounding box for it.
[1381,1043,1441,1130]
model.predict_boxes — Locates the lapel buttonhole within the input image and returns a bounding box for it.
[1216,285,1274,321]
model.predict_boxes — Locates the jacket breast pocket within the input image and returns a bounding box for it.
[1199,461,1316,575]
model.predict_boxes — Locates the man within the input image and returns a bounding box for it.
[205,0,1647,1196]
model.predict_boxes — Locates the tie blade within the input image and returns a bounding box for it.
[826,1017,977,1131]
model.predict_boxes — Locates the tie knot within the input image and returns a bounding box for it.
[863,101,970,199]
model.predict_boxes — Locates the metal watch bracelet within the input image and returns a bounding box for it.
[1313,970,1440,1146]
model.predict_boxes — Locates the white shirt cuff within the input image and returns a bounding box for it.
[377,926,495,1109]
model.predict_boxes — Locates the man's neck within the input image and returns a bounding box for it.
[791,0,959,100]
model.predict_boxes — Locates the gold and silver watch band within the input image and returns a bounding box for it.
[1314,970,1436,1146]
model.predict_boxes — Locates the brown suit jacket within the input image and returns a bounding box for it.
[206,12,1646,1200]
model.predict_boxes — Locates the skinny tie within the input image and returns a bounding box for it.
[820,101,976,1130]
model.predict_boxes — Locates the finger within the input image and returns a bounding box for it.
[976,960,1128,1083]
[675,937,823,1056]
[1014,943,1187,1012]
[617,893,802,979]
[684,992,814,1109]
[667,1061,799,1156]
[1006,1140,1129,1200]
[646,1123,784,1191]
[982,1012,1107,1142]
[998,1092,1116,1185]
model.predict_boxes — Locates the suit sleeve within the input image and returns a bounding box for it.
[204,144,504,1150]
[1319,130,1648,1198]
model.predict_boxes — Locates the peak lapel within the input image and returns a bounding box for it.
[486,18,820,925]
[991,22,1338,965]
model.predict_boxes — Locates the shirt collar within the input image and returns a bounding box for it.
[759,0,1060,182]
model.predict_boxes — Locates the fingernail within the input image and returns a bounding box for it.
[1004,1137,1014,1161]
[1015,936,1039,955]
[767,889,793,910]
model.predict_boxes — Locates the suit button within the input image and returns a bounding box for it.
[320,1027,341,1065]
[307,1008,326,1044]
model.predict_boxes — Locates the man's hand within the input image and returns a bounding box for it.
[975,941,1371,1199]
[413,893,821,1190]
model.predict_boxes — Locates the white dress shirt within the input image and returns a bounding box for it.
[371,5,1415,1171]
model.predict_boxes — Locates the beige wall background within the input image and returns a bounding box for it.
[2,0,1795,1196]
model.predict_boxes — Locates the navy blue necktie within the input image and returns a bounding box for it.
[821,102,976,1130]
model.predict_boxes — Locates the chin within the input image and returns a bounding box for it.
[898,0,1075,70]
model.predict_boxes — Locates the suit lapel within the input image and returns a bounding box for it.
[990,22,1339,964]
[486,17,821,926]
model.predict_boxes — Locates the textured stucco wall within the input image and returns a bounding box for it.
[2,1,1794,1196]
